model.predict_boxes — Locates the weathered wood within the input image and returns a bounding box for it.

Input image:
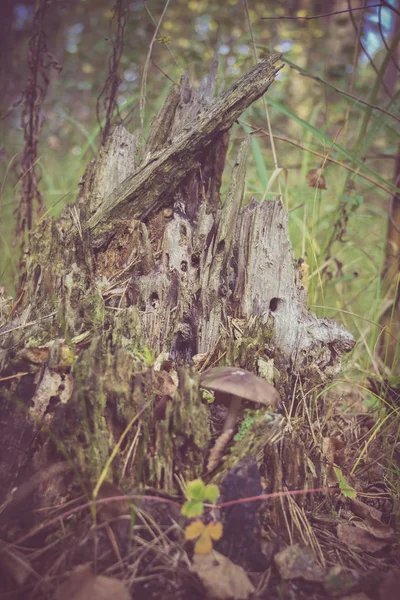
[86,54,282,247]
[0,53,354,525]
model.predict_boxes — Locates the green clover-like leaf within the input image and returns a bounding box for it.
[204,483,219,504]
[181,499,204,518]
[186,479,206,501]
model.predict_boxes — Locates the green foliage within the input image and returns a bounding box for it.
[182,478,222,555]
[181,478,219,518]
[333,467,357,499]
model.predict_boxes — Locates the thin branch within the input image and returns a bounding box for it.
[347,0,393,99]
[261,3,383,20]
[382,0,400,17]
[284,59,400,123]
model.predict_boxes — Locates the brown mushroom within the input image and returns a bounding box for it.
[199,366,280,432]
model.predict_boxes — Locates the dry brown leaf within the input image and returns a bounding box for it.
[274,544,325,582]
[153,370,177,397]
[192,551,254,600]
[192,352,210,370]
[353,515,395,541]
[55,564,130,600]
[306,168,327,189]
[18,345,50,365]
[350,497,382,521]
[30,367,74,421]
[324,565,361,597]
[337,523,390,553]
[152,370,178,421]
[206,428,234,473]
[322,437,346,487]
[322,437,345,465]
[95,481,130,521]
[18,341,74,372]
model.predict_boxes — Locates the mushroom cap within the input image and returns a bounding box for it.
[200,366,280,406]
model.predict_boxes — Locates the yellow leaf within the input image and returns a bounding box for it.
[195,532,213,555]
[206,521,223,541]
[185,520,205,540]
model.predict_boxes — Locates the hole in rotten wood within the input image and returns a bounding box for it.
[191,253,200,268]
[150,292,159,309]
[181,260,187,272]
[269,297,281,312]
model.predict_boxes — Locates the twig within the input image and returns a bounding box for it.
[261,4,383,20]
[284,59,400,124]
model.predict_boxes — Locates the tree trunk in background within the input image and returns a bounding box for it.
[379,147,400,372]
[0,0,15,110]
[379,2,400,373]
[0,55,354,539]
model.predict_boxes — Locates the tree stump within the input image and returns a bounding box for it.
[0,54,354,539]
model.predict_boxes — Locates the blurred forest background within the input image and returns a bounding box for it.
[0,0,399,384]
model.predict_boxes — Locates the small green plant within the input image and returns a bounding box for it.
[333,466,357,499]
[181,478,219,517]
[181,479,223,554]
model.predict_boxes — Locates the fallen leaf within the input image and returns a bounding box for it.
[354,515,395,541]
[153,370,177,397]
[193,551,254,600]
[95,482,130,521]
[350,497,382,521]
[18,345,50,365]
[306,168,327,189]
[30,367,63,419]
[337,523,390,553]
[192,352,210,369]
[55,564,130,600]
[322,436,345,466]
[274,544,325,582]
[324,565,361,597]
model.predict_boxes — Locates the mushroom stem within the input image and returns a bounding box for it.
[222,394,242,432]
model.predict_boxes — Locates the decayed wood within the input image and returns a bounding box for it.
[0,53,354,521]
[86,53,282,247]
